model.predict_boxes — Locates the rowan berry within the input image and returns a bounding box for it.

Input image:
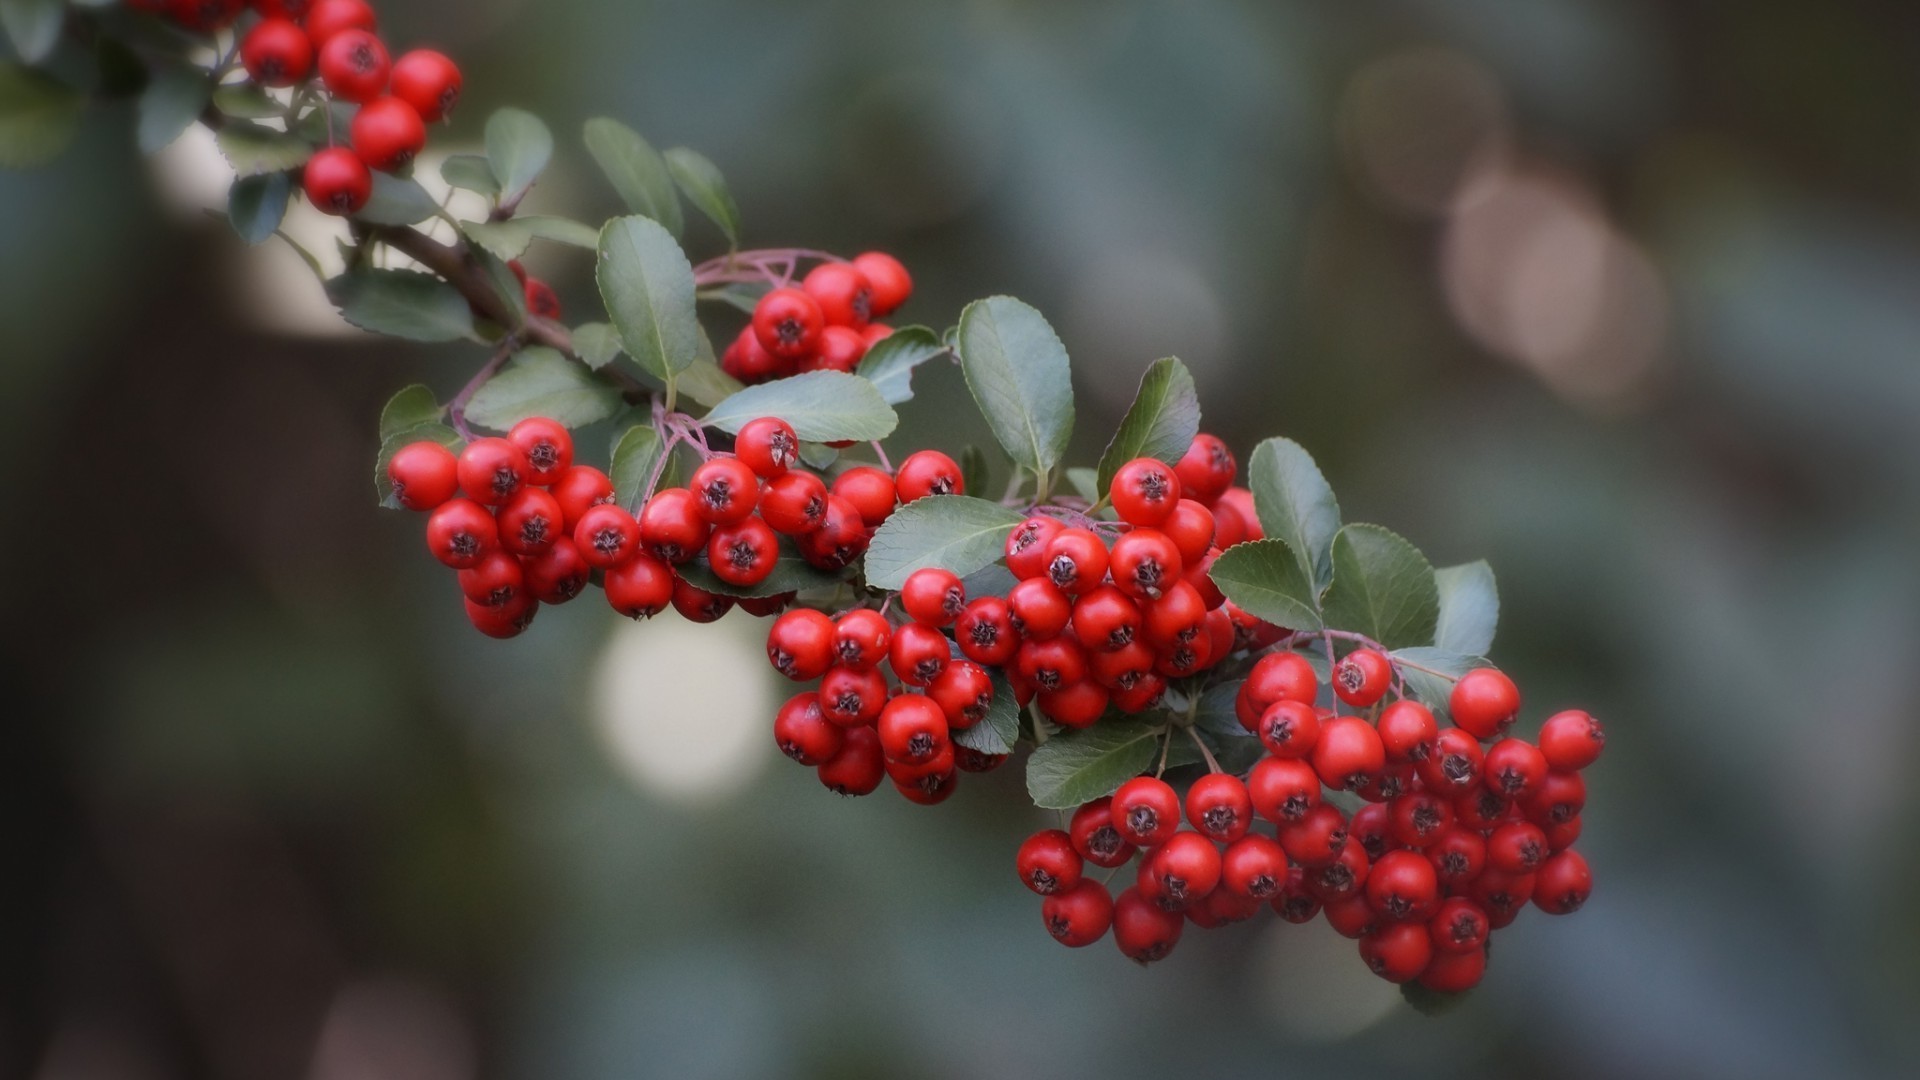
[1450,667,1521,740]
[1243,650,1319,712]
[1044,528,1108,595]
[1141,579,1206,649]
[1522,770,1586,825]
[1487,820,1549,875]
[1279,803,1349,867]
[817,725,884,796]
[1162,499,1216,564]
[1388,792,1453,850]
[752,287,825,360]
[425,498,497,569]
[1221,834,1287,899]
[1539,709,1605,771]
[1174,433,1236,505]
[1349,801,1393,862]
[1417,727,1485,795]
[548,465,614,529]
[735,417,798,478]
[1088,639,1155,691]
[1016,830,1084,896]
[603,553,673,619]
[1109,529,1182,601]
[1112,886,1184,962]
[302,146,371,215]
[496,486,563,557]
[1005,516,1064,580]
[801,324,866,373]
[1469,870,1535,928]
[1533,849,1592,914]
[456,438,529,506]
[1274,867,1324,924]
[669,576,732,623]
[928,660,992,729]
[1417,946,1487,993]
[1427,827,1487,888]
[819,665,888,728]
[759,470,829,535]
[1147,832,1222,910]
[1429,897,1489,955]
[851,252,912,315]
[1110,673,1167,714]
[798,495,869,569]
[389,48,461,123]
[302,0,374,45]
[638,488,711,563]
[830,608,891,671]
[878,694,950,765]
[1359,922,1433,983]
[1248,756,1321,824]
[895,450,964,502]
[387,441,458,510]
[800,261,873,327]
[1312,715,1386,793]
[1069,586,1140,653]
[1257,700,1321,759]
[774,692,843,766]
[1007,577,1072,640]
[900,567,966,627]
[317,28,388,103]
[1366,849,1439,922]
[1069,798,1133,868]
[1377,700,1438,762]
[464,592,535,639]
[572,503,640,568]
[1015,636,1087,693]
[689,457,759,525]
[241,17,313,86]
[349,96,424,172]
[1304,837,1371,904]
[706,516,778,587]
[1110,777,1180,848]
[1334,647,1393,707]
[1484,737,1549,800]
[522,536,589,604]
[502,417,571,483]
[830,467,896,527]
[954,596,1018,666]
[1042,878,1113,948]
[457,549,523,608]
[1322,893,1379,939]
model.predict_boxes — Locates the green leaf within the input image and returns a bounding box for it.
[136,61,209,154]
[609,423,666,511]
[664,146,739,245]
[485,107,552,203]
[290,99,353,145]
[476,247,527,324]
[798,442,838,470]
[583,117,683,236]
[676,538,851,599]
[440,153,499,197]
[378,384,444,441]
[1025,716,1166,810]
[211,82,280,120]
[854,326,947,405]
[1249,437,1341,594]
[573,322,622,369]
[700,371,898,442]
[1095,357,1200,494]
[464,346,624,431]
[1192,680,1247,741]
[374,423,460,507]
[463,215,600,262]
[1209,539,1323,631]
[2,0,65,65]
[356,173,439,226]
[326,269,476,343]
[673,357,746,410]
[0,62,81,167]
[1320,524,1440,650]
[1065,467,1101,503]
[227,171,290,245]
[861,495,1024,591]
[1198,727,1264,775]
[214,119,311,176]
[596,215,701,382]
[953,669,1020,756]
[1434,561,1499,656]
[959,445,989,499]
[1392,647,1490,723]
[954,296,1075,480]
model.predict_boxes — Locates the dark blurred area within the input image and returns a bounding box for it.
[5,0,1920,1076]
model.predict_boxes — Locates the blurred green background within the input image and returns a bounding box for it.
[6,0,1920,1076]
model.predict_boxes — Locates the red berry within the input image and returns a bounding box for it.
[759,471,829,535]
[689,457,759,525]
[1174,433,1236,505]
[877,694,949,765]
[752,287,825,360]
[302,146,371,215]
[830,608,891,670]
[524,277,562,320]
[1089,638,1158,694]
[1484,737,1549,799]
[1544,814,1583,853]
[954,597,1018,666]
[1007,577,1071,640]
[1162,500,1216,564]
[1108,529,1182,602]
[900,567,966,627]
[1322,893,1378,939]
[456,437,529,506]
[1377,700,1439,762]
[1418,946,1487,993]
[457,549,524,608]
[1015,635,1087,694]
[928,660,992,729]
[895,450,964,502]
[1538,709,1605,771]
[1068,798,1133,868]
[1221,834,1287,899]
[722,326,786,383]
[496,486,563,557]
[801,261,873,327]
[1256,700,1321,759]
[1454,787,1511,832]
[1469,870,1535,928]
[1110,777,1180,847]
[603,553,673,619]
[1016,830,1083,896]
[1487,820,1550,875]
[387,441,457,510]
[1312,715,1386,793]
[800,325,867,373]
[1450,667,1521,741]
[241,17,313,86]
[1109,672,1167,714]
[1036,679,1108,729]
[1274,867,1324,924]
[349,96,425,172]
[851,252,911,315]
[1212,487,1261,543]
[1185,773,1252,843]
[1429,897,1490,955]
[773,692,842,766]
[1303,837,1371,904]
[1426,828,1486,890]
[1244,651,1319,713]
[302,0,374,45]
[1110,458,1183,528]
[819,665,888,728]
[1278,803,1348,867]
[464,592,536,639]
[1147,831,1222,910]
[549,466,614,529]
[706,516,778,587]
[798,495,869,570]
[737,593,795,619]
[1070,586,1141,653]
[1112,886,1184,963]
[673,574,734,621]
[830,466,896,527]
[888,622,950,687]
[1533,849,1592,914]
[1359,921,1433,983]
[1004,516,1064,580]
[1042,878,1113,948]
[572,503,640,568]
[317,28,388,103]
[1248,756,1321,824]
[1043,528,1108,595]
[389,48,461,122]
[506,417,573,483]
[767,608,835,680]
[522,536,589,604]
[638,488,711,563]
[735,417,798,478]
[1366,849,1440,922]
[1417,727,1485,796]
[1334,648,1393,707]
[425,498,496,569]
[817,726,884,796]
[1521,770,1587,825]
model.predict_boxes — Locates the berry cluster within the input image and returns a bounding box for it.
[1023,664,1600,988]
[722,253,913,383]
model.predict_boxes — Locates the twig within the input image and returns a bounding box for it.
[449,336,521,438]
[1186,727,1221,773]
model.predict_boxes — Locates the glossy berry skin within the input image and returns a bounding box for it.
[800,261,872,327]
[831,608,891,671]
[689,457,760,525]
[1243,651,1319,713]
[1418,728,1486,795]
[954,597,1018,667]
[572,503,640,569]
[1015,636,1087,694]
[895,450,964,502]
[497,487,563,557]
[852,252,912,315]
[1450,667,1521,740]
[350,96,425,172]
[1037,680,1108,729]
[1273,867,1323,924]
[317,28,388,103]
[1427,828,1487,889]
[387,441,458,510]
[1418,946,1487,993]
[1488,820,1550,874]
[549,466,614,529]
[1071,586,1141,653]
[1110,458,1183,528]
[1430,897,1490,955]
[1148,832,1223,909]
[1248,756,1321,824]
[877,694,949,764]
[1112,886,1184,962]
[1539,709,1605,771]
[456,438,530,506]
[722,326,786,382]
[638,488,711,563]
[1042,878,1113,948]
[1389,792,1453,850]
[1044,529,1108,595]
[1162,500,1216,564]
[241,18,313,86]
[523,277,562,320]
[1008,577,1072,640]
[767,608,835,680]
[800,496,869,570]
[1523,770,1587,825]
[1360,922,1434,984]
[1303,838,1371,904]
[818,666,887,728]
[1017,830,1083,896]
[752,287,826,360]
[1335,648,1393,707]
[425,498,496,569]
[1186,773,1252,843]
[507,417,573,482]
[817,726,885,796]
[1257,700,1321,759]
[1533,849,1592,914]
[457,550,523,608]
[603,554,673,619]
[1378,700,1439,762]
[302,146,371,215]
[1470,870,1535,929]
[389,48,461,122]
[672,576,732,623]
[1484,738,1549,799]
[464,593,535,639]
[1110,672,1166,714]
[1221,834,1287,899]
[889,622,950,687]
[707,516,778,587]
[900,567,966,627]
[1110,777,1181,848]
[829,467,896,528]
[523,537,590,604]
[759,471,828,535]
[773,692,843,766]
[1109,529,1182,602]
[928,661,992,728]
[802,325,866,373]
[302,0,374,44]
[1455,787,1510,832]
[1366,849,1440,922]
[1005,516,1064,581]
[1068,798,1133,868]
[735,417,798,478]
[1279,804,1349,868]
[1174,433,1237,505]
[1313,716,1387,793]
